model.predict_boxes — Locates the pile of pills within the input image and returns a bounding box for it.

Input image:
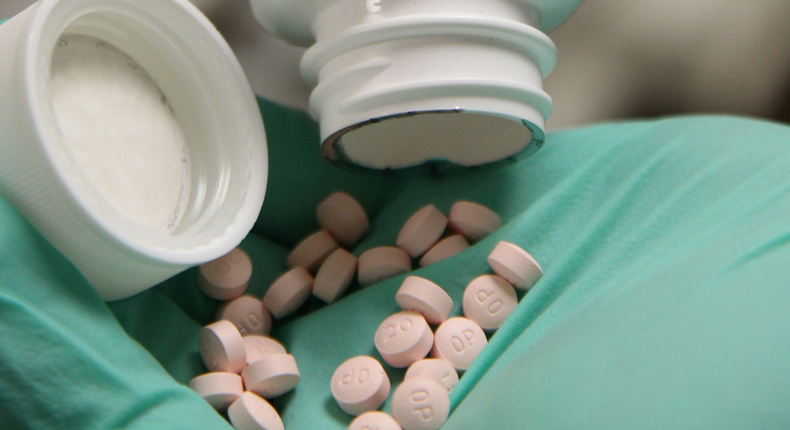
[331,238,542,430]
[187,191,544,430]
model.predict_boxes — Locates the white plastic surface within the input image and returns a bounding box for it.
[228,391,284,430]
[404,359,459,394]
[487,241,543,290]
[0,0,267,300]
[263,267,314,319]
[395,277,454,325]
[330,355,391,416]
[287,230,340,273]
[448,201,502,243]
[316,191,369,247]
[462,275,518,330]
[199,320,247,374]
[375,311,434,368]
[198,248,252,300]
[250,0,585,170]
[419,235,470,267]
[431,317,487,371]
[243,336,287,366]
[313,248,358,303]
[396,205,448,258]
[391,377,450,430]
[349,411,402,430]
[188,372,244,411]
[216,295,272,337]
[242,354,301,399]
[358,247,412,287]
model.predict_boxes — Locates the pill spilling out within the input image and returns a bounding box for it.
[217,295,272,337]
[391,377,450,430]
[404,359,459,394]
[317,191,369,247]
[198,248,253,300]
[419,234,470,267]
[375,311,435,368]
[188,372,244,411]
[431,317,487,372]
[243,335,287,366]
[487,241,543,290]
[395,276,454,325]
[348,411,402,430]
[313,248,358,304]
[462,275,518,330]
[448,201,502,243]
[263,267,314,319]
[331,355,391,416]
[397,204,448,258]
[242,353,301,399]
[358,247,412,287]
[228,391,285,430]
[199,320,247,374]
[287,230,339,273]
[189,195,546,430]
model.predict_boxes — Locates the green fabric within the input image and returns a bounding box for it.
[2,98,790,429]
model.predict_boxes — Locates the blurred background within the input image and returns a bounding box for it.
[3,0,790,130]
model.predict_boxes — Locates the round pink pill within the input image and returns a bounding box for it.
[419,235,470,267]
[216,295,272,337]
[487,241,543,290]
[263,267,314,319]
[197,248,252,300]
[316,191,370,247]
[448,201,502,243]
[313,248,358,304]
[375,311,434,368]
[199,320,247,374]
[397,204,448,258]
[286,230,339,273]
[358,247,412,287]
[188,372,243,411]
[395,276,454,325]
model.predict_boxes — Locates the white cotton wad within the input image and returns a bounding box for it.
[50,34,191,233]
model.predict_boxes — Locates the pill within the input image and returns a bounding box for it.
[242,353,301,399]
[404,359,459,394]
[395,276,454,325]
[313,248,358,303]
[391,377,450,430]
[199,320,247,374]
[375,311,434,368]
[419,235,470,267]
[197,247,252,300]
[396,205,448,258]
[243,335,287,366]
[487,241,543,290]
[316,191,369,247]
[330,355,391,416]
[431,317,487,371]
[286,230,340,273]
[349,411,402,430]
[262,267,314,319]
[358,247,412,287]
[228,391,284,430]
[188,372,244,411]
[447,201,502,243]
[462,275,518,330]
[216,295,272,337]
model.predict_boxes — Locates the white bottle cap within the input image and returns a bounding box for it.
[0,0,267,300]
[251,0,584,173]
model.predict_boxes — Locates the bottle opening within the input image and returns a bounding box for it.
[324,111,534,170]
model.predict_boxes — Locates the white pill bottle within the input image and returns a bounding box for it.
[0,0,267,300]
[250,0,584,173]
